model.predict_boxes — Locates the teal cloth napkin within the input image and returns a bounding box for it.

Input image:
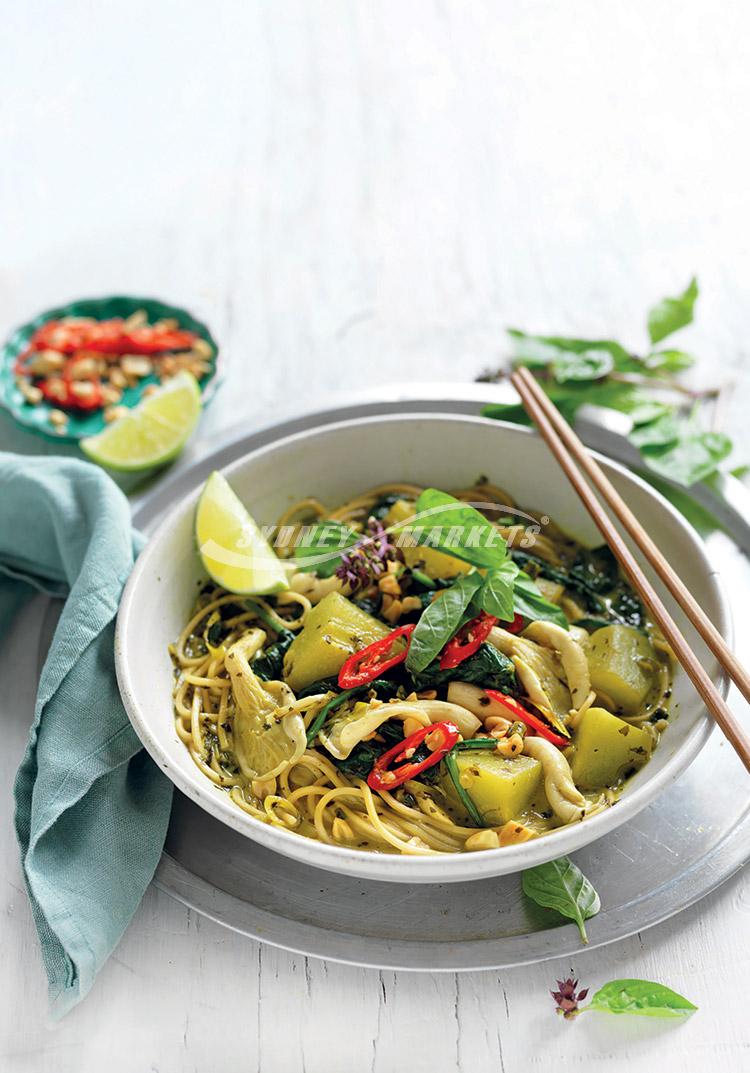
[0,451,173,1018]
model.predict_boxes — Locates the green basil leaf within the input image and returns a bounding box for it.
[479,560,518,621]
[643,349,695,373]
[295,521,357,577]
[522,856,600,943]
[405,573,484,674]
[406,488,508,570]
[508,329,637,373]
[588,979,697,1018]
[628,412,681,449]
[513,570,568,629]
[647,277,699,344]
[641,429,732,486]
[483,378,638,430]
[626,398,674,426]
[552,349,614,383]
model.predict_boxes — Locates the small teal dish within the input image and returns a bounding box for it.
[0,295,221,443]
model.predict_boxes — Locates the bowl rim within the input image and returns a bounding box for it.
[116,412,732,881]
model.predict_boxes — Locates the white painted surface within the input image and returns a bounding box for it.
[1,2,748,1070]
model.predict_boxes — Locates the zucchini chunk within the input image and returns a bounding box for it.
[442,751,545,826]
[586,624,657,715]
[569,706,652,789]
[282,591,390,691]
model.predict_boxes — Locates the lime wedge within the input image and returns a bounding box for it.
[81,370,202,471]
[196,471,290,595]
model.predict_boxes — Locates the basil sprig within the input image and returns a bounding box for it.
[587,979,698,1019]
[476,558,517,621]
[405,573,483,674]
[398,489,569,652]
[482,278,737,503]
[522,856,601,943]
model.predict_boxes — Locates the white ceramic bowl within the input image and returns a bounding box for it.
[116,414,730,883]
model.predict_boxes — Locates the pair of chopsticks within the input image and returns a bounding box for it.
[510,365,750,774]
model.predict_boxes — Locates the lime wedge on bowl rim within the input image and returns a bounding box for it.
[196,471,290,595]
[80,370,202,471]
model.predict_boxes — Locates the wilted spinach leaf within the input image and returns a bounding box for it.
[370,493,402,520]
[252,629,296,680]
[569,545,618,595]
[409,642,517,694]
[610,589,645,629]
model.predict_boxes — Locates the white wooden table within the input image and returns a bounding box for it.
[1,3,749,1070]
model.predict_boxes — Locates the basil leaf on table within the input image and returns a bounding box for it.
[295,521,357,577]
[587,979,697,1019]
[647,277,699,344]
[405,573,483,674]
[406,488,508,570]
[522,856,600,943]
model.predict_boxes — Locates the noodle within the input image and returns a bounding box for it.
[171,480,673,855]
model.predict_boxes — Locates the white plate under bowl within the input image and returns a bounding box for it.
[116,414,729,883]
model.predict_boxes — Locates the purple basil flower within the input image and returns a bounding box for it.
[335,517,399,591]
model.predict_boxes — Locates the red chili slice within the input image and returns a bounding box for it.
[338,623,416,688]
[29,319,197,356]
[483,689,570,747]
[501,612,525,634]
[439,612,498,670]
[367,720,460,791]
[122,327,197,354]
[39,375,104,412]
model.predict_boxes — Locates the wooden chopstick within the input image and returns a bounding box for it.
[517,366,750,708]
[510,365,750,774]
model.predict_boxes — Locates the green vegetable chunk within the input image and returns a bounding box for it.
[282,592,389,692]
[586,624,657,714]
[442,752,544,826]
[570,706,652,789]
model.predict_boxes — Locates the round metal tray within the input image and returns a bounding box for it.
[128,392,750,971]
